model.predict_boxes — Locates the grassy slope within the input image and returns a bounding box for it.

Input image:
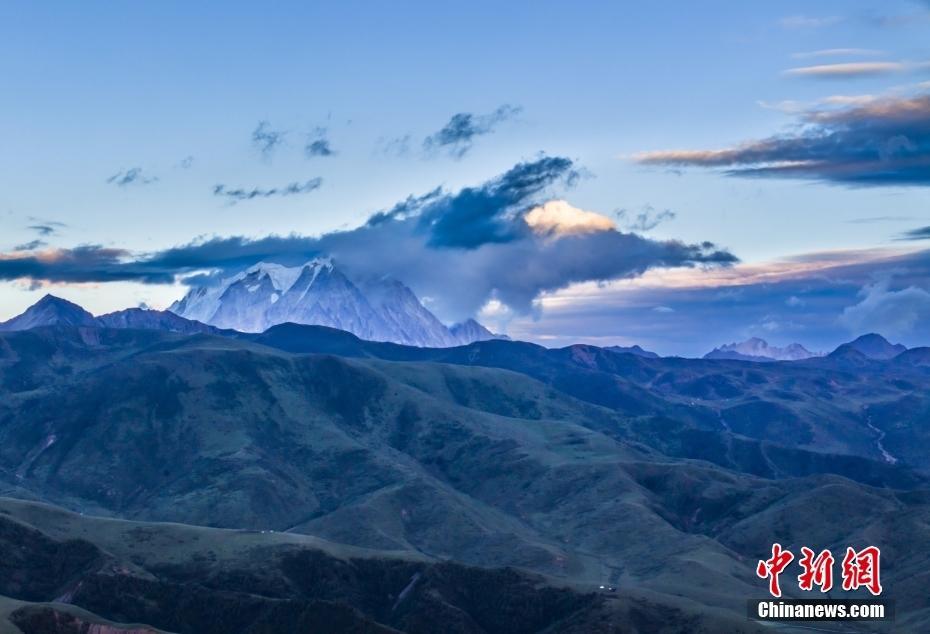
[0,327,926,630]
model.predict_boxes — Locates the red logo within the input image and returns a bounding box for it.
[797,547,834,592]
[841,546,882,596]
[756,543,794,598]
[758,545,881,597]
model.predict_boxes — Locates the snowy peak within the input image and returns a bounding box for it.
[245,258,333,293]
[449,319,510,345]
[169,259,498,347]
[0,294,97,331]
[704,337,820,362]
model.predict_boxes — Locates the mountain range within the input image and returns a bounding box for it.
[1,306,930,630]
[167,259,505,347]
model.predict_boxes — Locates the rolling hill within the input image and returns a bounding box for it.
[0,322,928,630]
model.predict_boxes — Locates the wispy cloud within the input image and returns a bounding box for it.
[305,127,336,158]
[251,120,286,158]
[423,105,522,159]
[615,205,676,232]
[13,239,47,251]
[636,93,930,186]
[212,178,323,203]
[784,61,911,78]
[376,134,412,157]
[106,167,158,187]
[27,221,66,237]
[779,15,844,29]
[792,48,885,59]
[847,215,916,224]
[899,226,930,240]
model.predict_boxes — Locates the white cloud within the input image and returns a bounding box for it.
[839,278,930,338]
[524,200,616,236]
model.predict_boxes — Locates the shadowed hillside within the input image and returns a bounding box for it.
[0,325,928,630]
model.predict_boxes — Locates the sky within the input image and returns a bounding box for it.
[1,0,929,356]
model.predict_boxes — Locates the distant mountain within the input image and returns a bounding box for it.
[831,333,907,360]
[605,344,659,358]
[97,307,220,335]
[704,337,819,362]
[0,294,97,331]
[169,258,497,347]
[0,296,222,336]
[449,318,510,345]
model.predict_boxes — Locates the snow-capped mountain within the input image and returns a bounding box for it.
[449,318,510,345]
[169,259,500,347]
[704,337,821,362]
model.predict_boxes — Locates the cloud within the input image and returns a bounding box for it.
[106,167,157,187]
[0,246,173,285]
[505,247,930,355]
[839,277,930,339]
[899,226,930,239]
[305,127,336,158]
[27,222,65,237]
[616,205,676,231]
[846,215,915,224]
[783,61,925,78]
[779,15,844,29]
[524,200,616,236]
[423,105,522,158]
[376,134,412,157]
[252,121,285,158]
[0,157,735,321]
[13,240,46,251]
[792,49,885,59]
[212,178,323,203]
[635,93,930,186]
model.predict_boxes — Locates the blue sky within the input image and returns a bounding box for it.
[1,1,929,355]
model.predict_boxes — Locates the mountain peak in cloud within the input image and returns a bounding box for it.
[704,337,820,362]
[169,259,499,347]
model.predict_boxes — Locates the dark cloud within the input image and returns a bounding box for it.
[212,178,323,203]
[27,222,65,237]
[252,121,285,158]
[900,226,930,240]
[0,157,734,320]
[305,127,336,158]
[636,94,930,186]
[416,155,579,248]
[0,246,173,285]
[14,240,46,251]
[107,167,158,187]
[423,105,522,158]
[616,205,676,231]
